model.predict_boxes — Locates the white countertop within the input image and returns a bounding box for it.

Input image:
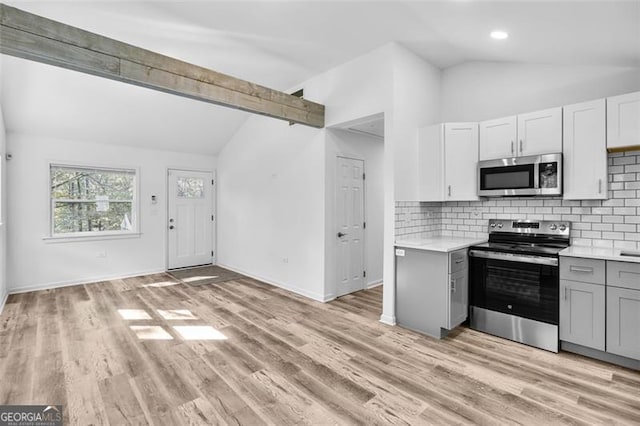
[559,246,640,264]
[395,236,487,253]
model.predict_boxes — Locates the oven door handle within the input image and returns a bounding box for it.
[469,250,558,266]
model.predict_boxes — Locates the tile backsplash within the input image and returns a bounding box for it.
[395,150,640,250]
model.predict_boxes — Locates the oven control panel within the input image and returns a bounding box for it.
[488,219,570,236]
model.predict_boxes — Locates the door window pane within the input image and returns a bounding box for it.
[177,177,205,198]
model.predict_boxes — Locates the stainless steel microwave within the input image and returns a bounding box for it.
[477,153,562,197]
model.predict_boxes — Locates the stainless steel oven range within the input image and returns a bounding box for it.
[468,219,571,352]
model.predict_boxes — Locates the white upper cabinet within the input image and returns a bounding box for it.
[607,91,640,151]
[418,122,479,201]
[479,116,517,160]
[444,123,479,201]
[479,108,562,160]
[417,124,444,201]
[517,107,563,156]
[563,99,607,200]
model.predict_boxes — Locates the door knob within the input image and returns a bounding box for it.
[337,232,348,238]
[169,218,174,223]
[169,225,174,230]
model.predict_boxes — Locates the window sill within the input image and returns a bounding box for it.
[43,232,142,244]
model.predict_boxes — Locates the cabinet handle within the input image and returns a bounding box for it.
[564,286,568,301]
[511,141,514,155]
[451,279,456,293]
[598,179,602,194]
[519,139,523,154]
[455,259,464,264]
[448,185,452,197]
[570,265,594,273]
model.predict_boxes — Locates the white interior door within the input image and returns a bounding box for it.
[168,169,214,269]
[336,157,365,297]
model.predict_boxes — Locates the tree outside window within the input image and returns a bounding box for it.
[50,165,137,236]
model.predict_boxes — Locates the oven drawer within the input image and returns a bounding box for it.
[449,249,468,274]
[560,257,605,285]
[607,261,640,291]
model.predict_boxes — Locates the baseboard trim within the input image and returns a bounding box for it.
[8,268,166,295]
[217,263,327,303]
[561,341,640,371]
[0,291,8,315]
[379,313,396,326]
[366,279,383,289]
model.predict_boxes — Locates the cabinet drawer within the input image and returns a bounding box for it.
[560,257,605,285]
[449,249,468,273]
[607,261,640,291]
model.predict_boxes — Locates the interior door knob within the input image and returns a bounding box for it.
[169,225,175,230]
[337,232,347,238]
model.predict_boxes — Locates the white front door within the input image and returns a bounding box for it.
[336,157,365,297]
[168,169,214,269]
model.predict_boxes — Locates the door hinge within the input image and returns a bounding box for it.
[362,173,365,180]
[211,214,215,221]
[211,251,214,257]
[212,179,215,185]
[363,270,366,278]
[363,221,366,229]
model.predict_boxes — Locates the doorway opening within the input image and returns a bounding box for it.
[327,113,384,299]
[167,169,216,270]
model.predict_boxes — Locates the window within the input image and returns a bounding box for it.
[50,164,137,237]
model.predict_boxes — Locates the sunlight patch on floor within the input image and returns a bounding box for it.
[118,309,152,320]
[182,276,218,283]
[142,281,180,288]
[157,309,199,320]
[173,326,227,340]
[130,325,173,340]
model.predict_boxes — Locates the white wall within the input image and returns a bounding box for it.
[6,133,216,292]
[441,62,640,122]
[216,117,328,300]
[218,42,441,311]
[218,44,394,302]
[325,129,384,295]
[0,105,7,310]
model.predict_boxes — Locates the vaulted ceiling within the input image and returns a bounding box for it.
[1,1,639,155]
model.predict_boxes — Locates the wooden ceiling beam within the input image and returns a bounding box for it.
[0,3,325,128]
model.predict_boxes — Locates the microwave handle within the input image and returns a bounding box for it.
[511,141,514,156]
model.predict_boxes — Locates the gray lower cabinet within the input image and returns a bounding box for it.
[606,286,640,360]
[396,247,468,338]
[606,261,640,361]
[448,268,468,330]
[559,279,605,351]
[560,257,640,362]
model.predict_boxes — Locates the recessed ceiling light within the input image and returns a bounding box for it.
[490,30,509,40]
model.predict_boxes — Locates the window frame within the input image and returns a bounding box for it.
[47,162,141,240]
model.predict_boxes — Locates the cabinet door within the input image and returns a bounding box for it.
[417,124,444,201]
[517,107,562,156]
[479,116,517,160]
[607,286,640,361]
[559,280,605,350]
[607,91,640,150]
[563,99,607,200]
[444,123,479,201]
[447,268,468,330]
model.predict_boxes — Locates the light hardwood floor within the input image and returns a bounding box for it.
[1,272,639,425]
